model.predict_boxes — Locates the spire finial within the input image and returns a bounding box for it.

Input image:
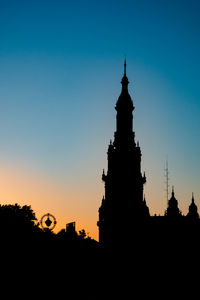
[121,57,129,89]
[172,185,174,196]
[124,57,126,76]
[192,192,194,202]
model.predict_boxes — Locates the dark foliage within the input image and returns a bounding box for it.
[0,203,39,236]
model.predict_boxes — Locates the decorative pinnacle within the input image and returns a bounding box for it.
[124,57,126,76]
[192,192,194,202]
[172,185,175,196]
[121,57,129,89]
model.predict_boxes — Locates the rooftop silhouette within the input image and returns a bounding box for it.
[98,61,200,258]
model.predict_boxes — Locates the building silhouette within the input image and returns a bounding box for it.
[97,61,200,251]
[98,60,150,247]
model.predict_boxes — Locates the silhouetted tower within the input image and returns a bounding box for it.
[98,60,149,247]
[165,186,181,218]
[187,193,199,219]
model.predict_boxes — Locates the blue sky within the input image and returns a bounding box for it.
[0,0,200,238]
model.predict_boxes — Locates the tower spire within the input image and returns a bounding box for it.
[121,58,129,90]
[124,57,126,76]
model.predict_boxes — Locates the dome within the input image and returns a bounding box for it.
[115,60,134,111]
[115,89,134,111]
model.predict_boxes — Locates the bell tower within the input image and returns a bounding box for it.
[97,61,149,247]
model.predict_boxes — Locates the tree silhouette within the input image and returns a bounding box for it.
[0,203,38,236]
[78,229,87,239]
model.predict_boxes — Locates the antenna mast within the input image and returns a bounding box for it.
[164,158,170,206]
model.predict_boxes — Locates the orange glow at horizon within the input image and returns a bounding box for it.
[0,159,191,243]
[0,162,100,240]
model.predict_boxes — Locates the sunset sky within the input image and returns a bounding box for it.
[0,0,200,239]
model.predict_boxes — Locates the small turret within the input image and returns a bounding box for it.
[165,186,182,217]
[187,193,199,219]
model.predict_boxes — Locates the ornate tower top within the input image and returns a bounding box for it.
[121,58,129,91]
[114,60,135,149]
[115,59,134,111]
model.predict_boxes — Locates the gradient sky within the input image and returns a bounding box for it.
[0,0,200,239]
